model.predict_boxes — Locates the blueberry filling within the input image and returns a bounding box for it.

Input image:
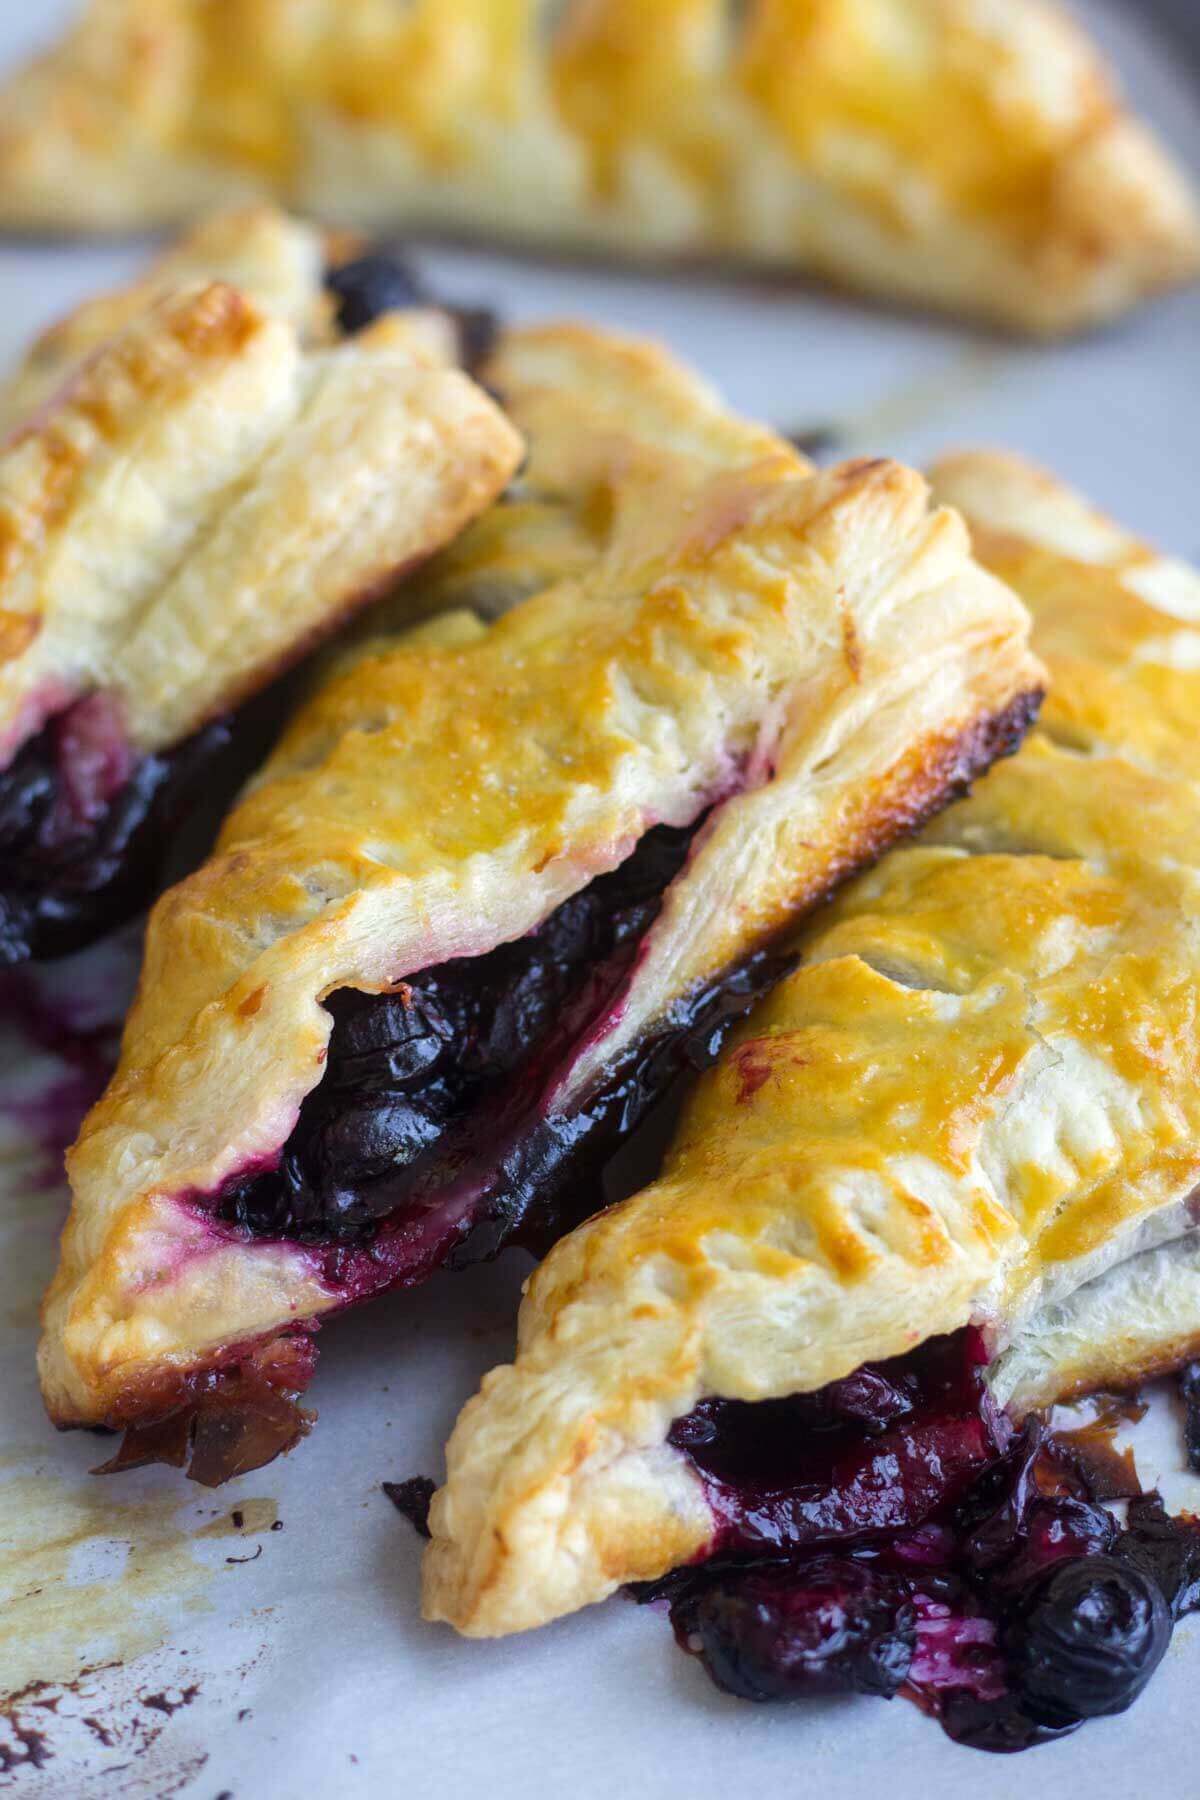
[326,251,428,334]
[216,818,792,1273]
[678,1559,917,1703]
[326,250,500,373]
[1006,1555,1169,1728]
[668,1333,1003,1559]
[640,1329,1200,1752]
[0,705,233,965]
[783,425,844,462]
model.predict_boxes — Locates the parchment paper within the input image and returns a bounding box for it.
[1,5,1199,1795]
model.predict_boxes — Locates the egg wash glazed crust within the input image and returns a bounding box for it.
[0,205,523,963]
[39,323,1041,1485]
[423,454,1200,1750]
[0,1,1198,335]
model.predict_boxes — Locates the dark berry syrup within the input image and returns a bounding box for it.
[0,696,234,965]
[215,817,791,1270]
[639,1329,1200,1752]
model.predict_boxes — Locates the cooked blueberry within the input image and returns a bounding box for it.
[1008,1555,1170,1726]
[667,1403,722,1455]
[652,1331,1200,1752]
[0,743,55,843]
[326,252,427,334]
[820,1366,915,1432]
[677,1560,915,1703]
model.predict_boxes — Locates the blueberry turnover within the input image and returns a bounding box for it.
[1,3,1197,335]
[423,455,1200,1749]
[37,325,1041,1484]
[0,207,522,963]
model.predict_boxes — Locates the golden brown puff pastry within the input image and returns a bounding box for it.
[422,452,1200,1643]
[1,2,1198,335]
[0,204,336,435]
[37,323,1041,1485]
[0,207,521,961]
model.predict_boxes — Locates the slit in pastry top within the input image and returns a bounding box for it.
[0,2,1197,334]
[0,205,523,962]
[38,322,1042,1482]
[421,451,1200,1642]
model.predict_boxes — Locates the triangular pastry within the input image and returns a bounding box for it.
[1,1,1197,334]
[0,206,522,961]
[423,453,1200,1663]
[39,324,1041,1483]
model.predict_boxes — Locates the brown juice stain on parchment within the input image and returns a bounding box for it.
[0,1468,212,1699]
[0,1468,282,1695]
[0,1467,281,1791]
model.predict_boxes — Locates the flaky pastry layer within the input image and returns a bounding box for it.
[0,207,522,769]
[0,205,334,436]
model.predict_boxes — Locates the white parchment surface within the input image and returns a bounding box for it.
[1,5,1199,1796]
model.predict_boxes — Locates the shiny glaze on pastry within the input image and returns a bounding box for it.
[422,453,1200,1643]
[1,2,1197,334]
[0,207,522,960]
[37,325,1040,1480]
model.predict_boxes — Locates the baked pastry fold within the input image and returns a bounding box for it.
[0,206,521,961]
[1,1,1198,334]
[38,324,1041,1482]
[423,452,1200,1638]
